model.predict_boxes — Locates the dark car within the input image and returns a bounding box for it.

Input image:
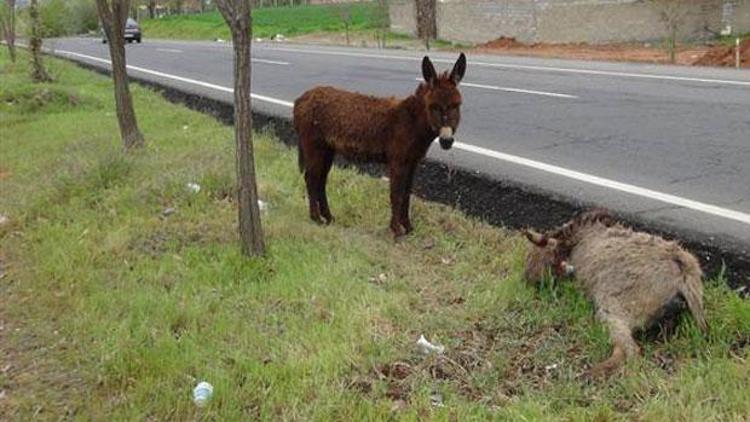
[102,18,142,44]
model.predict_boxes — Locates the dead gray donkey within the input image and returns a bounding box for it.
[523,209,708,377]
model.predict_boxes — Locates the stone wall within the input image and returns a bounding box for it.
[536,0,724,44]
[390,0,749,44]
[730,0,750,32]
[438,1,537,43]
[390,0,418,35]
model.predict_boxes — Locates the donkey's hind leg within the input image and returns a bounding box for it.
[589,315,639,379]
[302,142,325,224]
[317,148,335,224]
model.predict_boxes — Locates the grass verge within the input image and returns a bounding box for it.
[1,50,749,420]
[140,3,384,41]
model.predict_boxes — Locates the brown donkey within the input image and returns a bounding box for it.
[293,54,467,236]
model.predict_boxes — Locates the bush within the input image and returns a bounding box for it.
[39,0,68,37]
[68,0,99,33]
[33,0,98,37]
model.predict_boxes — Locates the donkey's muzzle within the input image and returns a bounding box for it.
[439,137,454,150]
[439,127,454,150]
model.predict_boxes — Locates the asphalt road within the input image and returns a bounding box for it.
[47,37,750,258]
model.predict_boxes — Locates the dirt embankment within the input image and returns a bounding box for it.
[474,36,748,68]
[694,38,750,67]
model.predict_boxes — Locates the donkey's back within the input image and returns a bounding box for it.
[571,226,707,332]
[294,86,399,160]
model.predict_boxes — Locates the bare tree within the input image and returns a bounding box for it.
[96,0,145,150]
[29,0,51,82]
[374,0,389,49]
[147,0,156,18]
[215,0,266,256]
[0,0,16,63]
[651,0,687,64]
[170,0,184,14]
[335,3,352,46]
[415,0,436,50]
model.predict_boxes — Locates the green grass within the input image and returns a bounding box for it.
[140,3,385,41]
[716,32,750,46]
[1,50,750,420]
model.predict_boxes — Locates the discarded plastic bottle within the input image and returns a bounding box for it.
[193,381,213,407]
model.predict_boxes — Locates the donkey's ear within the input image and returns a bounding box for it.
[523,229,548,247]
[450,53,467,84]
[422,56,437,85]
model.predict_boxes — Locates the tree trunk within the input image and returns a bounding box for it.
[148,0,155,19]
[415,0,436,49]
[216,0,266,257]
[97,0,145,150]
[29,0,51,82]
[1,0,16,63]
[668,23,676,64]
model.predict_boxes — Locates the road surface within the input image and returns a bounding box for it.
[47,37,750,259]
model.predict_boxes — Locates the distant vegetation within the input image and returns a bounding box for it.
[141,2,384,40]
[16,0,99,37]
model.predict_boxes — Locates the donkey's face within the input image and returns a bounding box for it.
[421,54,467,150]
[523,229,575,285]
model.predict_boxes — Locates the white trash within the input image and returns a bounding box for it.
[430,392,445,407]
[193,381,213,407]
[186,182,201,193]
[562,262,576,276]
[416,335,445,355]
[258,200,268,211]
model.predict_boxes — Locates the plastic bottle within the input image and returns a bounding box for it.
[193,381,213,407]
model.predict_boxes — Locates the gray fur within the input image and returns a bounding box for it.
[524,210,707,377]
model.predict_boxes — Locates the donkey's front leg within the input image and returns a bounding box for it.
[388,162,411,238]
[398,163,418,234]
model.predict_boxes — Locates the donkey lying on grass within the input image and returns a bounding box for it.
[293,54,467,237]
[523,209,708,377]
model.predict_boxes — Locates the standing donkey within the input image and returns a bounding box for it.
[293,54,467,237]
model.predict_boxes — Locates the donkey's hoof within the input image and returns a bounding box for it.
[310,215,327,225]
[583,362,621,381]
[390,224,407,239]
[322,215,335,225]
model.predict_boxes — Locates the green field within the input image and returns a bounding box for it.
[140,3,385,41]
[1,50,750,419]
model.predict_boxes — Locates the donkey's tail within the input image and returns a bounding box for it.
[674,249,708,334]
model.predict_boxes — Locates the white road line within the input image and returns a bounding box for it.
[54,49,750,226]
[156,48,183,53]
[262,46,750,87]
[463,82,578,99]
[252,58,290,66]
[55,50,295,107]
[452,142,750,225]
[415,78,578,99]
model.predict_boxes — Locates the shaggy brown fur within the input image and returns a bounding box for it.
[293,54,467,236]
[524,209,708,377]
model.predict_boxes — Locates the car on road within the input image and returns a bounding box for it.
[102,18,142,44]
